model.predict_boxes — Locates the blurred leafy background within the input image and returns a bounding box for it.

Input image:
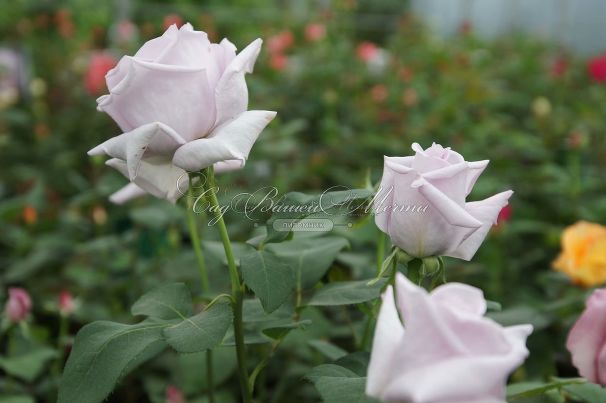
[1,0,606,402]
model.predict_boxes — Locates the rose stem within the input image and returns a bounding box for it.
[203,166,253,403]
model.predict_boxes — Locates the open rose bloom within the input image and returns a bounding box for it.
[89,23,276,203]
[374,142,513,260]
[367,273,532,403]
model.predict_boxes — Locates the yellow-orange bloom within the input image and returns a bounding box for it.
[553,221,606,287]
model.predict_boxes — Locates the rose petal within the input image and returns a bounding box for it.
[156,25,222,87]
[366,286,406,398]
[97,58,215,140]
[447,190,513,260]
[172,110,276,172]
[134,24,179,62]
[109,183,147,204]
[214,38,263,126]
[411,177,482,228]
[466,160,489,195]
[374,156,414,234]
[382,354,525,403]
[106,157,187,203]
[567,289,606,383]
[88,121,186,181]
[431,283,487,317]
[395,274,469,362]
[211,38,237,77]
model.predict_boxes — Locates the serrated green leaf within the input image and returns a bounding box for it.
[240,250,296,313]
[131,283,192,320]
[58,319,168,403]
[307,279,387,306]
[266,236,349,289]
[163,301,233,353]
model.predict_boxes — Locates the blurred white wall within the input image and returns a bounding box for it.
[410,0,606,56]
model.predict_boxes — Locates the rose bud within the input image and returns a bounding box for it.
[88,23,276,203]
[4,287,32,323]
[59,290,75,316]
[374,142,512,260]
[367,273,532,402]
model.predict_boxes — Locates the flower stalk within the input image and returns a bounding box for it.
[202,166,253,403]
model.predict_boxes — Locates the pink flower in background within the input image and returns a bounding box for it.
[115,20,138,44]
[267,30,294,54]
[367,273,532,402]
[166,385,186,403]
[567,289,606,385]
[89,24,276,203]
[374,142,513,260]
[370,84,388,103]
[59,290,75,315]
[163,14,184,30]
[588,54,606,83]
[84,51,117,95]
[5,287,32,322]
[269,53,288,71]
[356,41,378,63]
[304,23,326,42]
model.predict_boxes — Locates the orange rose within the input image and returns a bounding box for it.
[553,221,606,287]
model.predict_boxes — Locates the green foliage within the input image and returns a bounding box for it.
[307,279,387,306]
[58,319,169,403]
[240,250,296,313]
[59,283,232,402]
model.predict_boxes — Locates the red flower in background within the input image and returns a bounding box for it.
[588,54,606,83]
[305,23,326,42]
[269,53,288,71]
[356,41,378,63]
[84,52,117,95]
[5,287,32,323]
[166,385,185,403]
[267,30,294,54]
[497,204,512,225]
[163,14,184,30]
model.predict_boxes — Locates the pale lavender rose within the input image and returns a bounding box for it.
[366,273,532,403]
[374,142,513,260]
[567,289,606,385]
[89,23,276,203]
[4,287,32,322]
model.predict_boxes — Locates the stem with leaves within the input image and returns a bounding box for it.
[186,175,214,403]
[202,166,253,403]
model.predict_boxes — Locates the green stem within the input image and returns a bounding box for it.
[186,174,214,403]
[203,167,252,403]
[187,175,210,293]
[53,314,68,377]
